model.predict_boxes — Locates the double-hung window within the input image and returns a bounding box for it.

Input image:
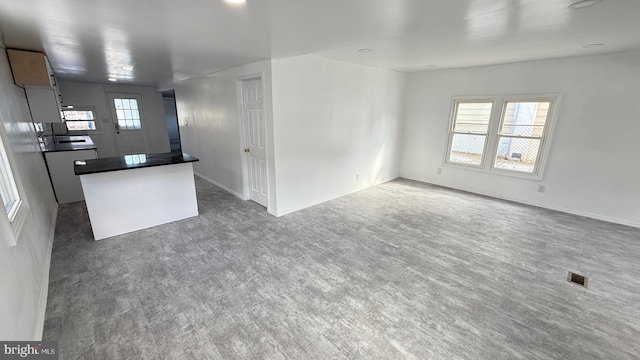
[447,101,494,167]
[1,131,26,246]
[445,96,558,178]
[63,107,98,132]
[0,138,20,220]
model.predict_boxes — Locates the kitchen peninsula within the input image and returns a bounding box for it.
[74,152,199,240]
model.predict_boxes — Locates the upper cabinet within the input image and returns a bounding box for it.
[7,49,53,86]
[7,49,64,122]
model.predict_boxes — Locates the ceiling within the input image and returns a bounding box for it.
[0,0,638,87]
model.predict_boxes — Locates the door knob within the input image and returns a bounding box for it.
[244,148,250,153]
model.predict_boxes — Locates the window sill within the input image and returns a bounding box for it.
[443,161,545,181]
[67,131,102,135]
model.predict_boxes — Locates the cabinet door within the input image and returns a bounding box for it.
[25,86,63,122]
[6,49,50,86]
[45,149,98,204]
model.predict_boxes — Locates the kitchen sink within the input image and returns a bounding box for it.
[57,139,86,143]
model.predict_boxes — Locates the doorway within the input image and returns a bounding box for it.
[162,90,182,153]
[240,77,268,207]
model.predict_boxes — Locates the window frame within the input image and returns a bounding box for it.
[0,136,21,220]
[443,94,561,180]
[445,99,495,169]
[0,124,28,247]
[63,106,100,134]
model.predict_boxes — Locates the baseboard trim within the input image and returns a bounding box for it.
[194,172,246,200]
[34,203,58,340]
[401,177,640,229]
[275,177,398,217]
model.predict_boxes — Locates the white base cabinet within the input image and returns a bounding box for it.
[45,150,98,204]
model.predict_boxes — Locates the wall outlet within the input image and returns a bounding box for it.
[437,168,442,175]
[538,185,546,193]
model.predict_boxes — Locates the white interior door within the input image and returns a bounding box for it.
[241,78,268,207]
[108,93,150,155]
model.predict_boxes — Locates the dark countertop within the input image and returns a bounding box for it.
[74,152,199,175]
[40,135,98,152]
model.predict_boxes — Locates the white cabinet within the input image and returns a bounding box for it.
[7,49,64,122]
[45,149,98,204]
[25,86,63,123]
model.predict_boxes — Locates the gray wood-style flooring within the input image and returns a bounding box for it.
[43,178,640,359]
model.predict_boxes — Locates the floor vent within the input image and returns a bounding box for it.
[568,272,588,287]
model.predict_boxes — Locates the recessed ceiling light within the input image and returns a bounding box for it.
[121,65,134,70]
[424,64,436,68]
[358,48,373,53]
[108,77,118,82]
[568,0,601,9]
[582,43,604,48]
[225,0,246,4]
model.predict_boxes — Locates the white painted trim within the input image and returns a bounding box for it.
[34,203,58,340]
[235,77,251,200]
[275,177,398,217]
[194,172,247,200]
[401,176,640,229]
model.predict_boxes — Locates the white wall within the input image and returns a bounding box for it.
[271,55,407,215]
[173,60,278,213]
[401,51,640,227]
[58,81,170,158]
[0,41,58,340]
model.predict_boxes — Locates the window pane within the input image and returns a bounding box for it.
[63,110,95,120]
[499,102,550,137]
[65,121,96,131]
[114,99,123,109]
[113,98,142,130]
[494,136,541,173]
[449,134,486,166]
[454,102,493,133]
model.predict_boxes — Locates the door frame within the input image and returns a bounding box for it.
[105,91,152,155]
[236,74,270,209]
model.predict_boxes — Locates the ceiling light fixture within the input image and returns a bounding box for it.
[64,105,74,109]
[582,43,604,48]
[108,77,118,82]
[424,64,436,68]
[225,0,246,4]
[568,0,601,9]
[358,48,373,53]
[121,65,134,70]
